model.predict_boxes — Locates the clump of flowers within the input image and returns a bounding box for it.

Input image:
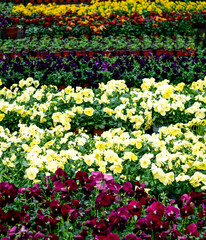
[0,169,206,239]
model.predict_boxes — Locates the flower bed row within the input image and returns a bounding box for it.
[2,11,198,38]
[1,52,206,88]
[0,78,206,194]
[0,169,206,239]
[1,77,206,132]
[0,35,197,54]
[11,1,206,17]
[2,3,206,38]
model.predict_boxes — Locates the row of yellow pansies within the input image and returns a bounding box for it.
[12,0,206,17]
[0,110,205,195]
[0,77,205,133]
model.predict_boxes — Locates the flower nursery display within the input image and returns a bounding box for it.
[0,0,206,239]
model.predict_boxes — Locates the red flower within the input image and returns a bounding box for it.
[65,179,78,192]
[53,180,67,192]
[180,205,194,219]
[108,212,120,227]
[165,206,179,220]
[0,182,18,207]
[189,191,203,207]
[61,204,72,216]
[123,182,134,194]
[127,201,142,217]
[185,223,200,237]
[75,171,89,185]
[155,231,167,240]
[147,202,165,219]
[95,192,114,209]
[90,171,113,190]
[71,199,81,208]
[5,210,26,225]
[170,224,182,239]
[34,232,45,240]
[55,168,68,178]
[82,183,95,196]
[50,199,62,216]
[123,233,138,240]
[106,233,120,240]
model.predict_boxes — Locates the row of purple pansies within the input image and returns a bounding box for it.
[0,168,206,240]
[1,51,205,88]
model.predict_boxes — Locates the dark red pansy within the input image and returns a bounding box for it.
[49,199,62,216]
[65,179,78,192]
[61,204,72,216]
[124,233,138,240]
[22,204,30,211]
[108,212,120,227]
[185,223,200,237]
[155,231,167,240]
[55,168,68,178]
[5,210,23,225]
[180,205,194,219]
[127,201,142,217]
[85,218,97,228]
[95,192,112,209]
[0,182,18,207]
[46,233,59,240]
[189,191,203,207]
[135,217,152,232]
[69,209,79,222]
[106,233,120,240]
[117,205,131,221]
[165,206,179,220]
[147,202,165,219]
[170,224,182,239]
[75,171,89,184]
[53,180,67,192]
[71,199,81,208]
[82,183,95,196]
[123,182,134,194]
[93,219,108,236]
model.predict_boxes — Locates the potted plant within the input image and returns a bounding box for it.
[0,39,4,59]
[77,35,90,56]
[154,36,165,56]
[36,37,50,58]
[164,37,175,55]
[185,36,196,56]
[114,35,128,54]
[24,37,38,55]
[88,35,102,57]
[142,35,153,56]
[0,39,14,57]
[129,36,141,55]
[175,35,186,57]
[0,16,18,39]
[102,36,115,57]
[63,37,76,57]
[51,38,63,57]
[11,39,25,58]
